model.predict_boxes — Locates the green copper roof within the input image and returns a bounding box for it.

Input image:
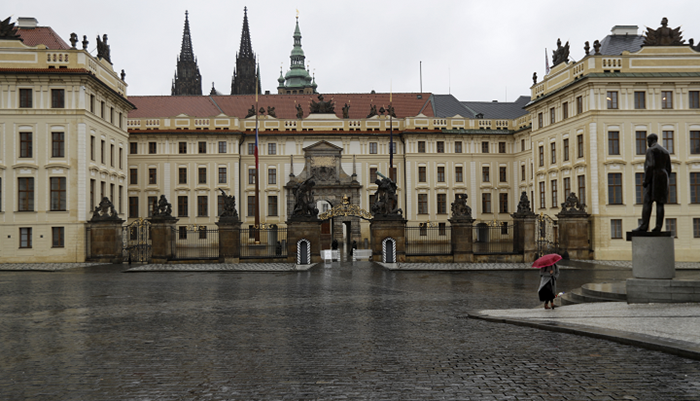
[279,16,315,92]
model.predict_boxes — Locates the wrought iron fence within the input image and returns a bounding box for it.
[240,225,288,258]
[473,222,516,254]
[405,224,451,255]
[536,214,559,258]
[172,225,219,260]
[123,218,152,263]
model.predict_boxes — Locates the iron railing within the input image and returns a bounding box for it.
[123,218,152,263]
[240,226,288,258]
[473,222,516,254]
[405,224,451,255]
[172,225,219,260]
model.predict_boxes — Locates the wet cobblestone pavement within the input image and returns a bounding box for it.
[2,262,700,400]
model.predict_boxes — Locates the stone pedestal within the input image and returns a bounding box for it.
[512,216,537,262]
[287,218,322,264]
[626,231,675,279]
[217,218,241,263]
[557,217,591,259]
[450,218,475,263]
[87,219,124,263]
[149,216,178,264]
[370,216,407,263]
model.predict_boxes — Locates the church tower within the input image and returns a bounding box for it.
[171,11,202,95]
[278,15,317,95]
[231,7,261,95]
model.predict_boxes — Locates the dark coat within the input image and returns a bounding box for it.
[643,143,672,203]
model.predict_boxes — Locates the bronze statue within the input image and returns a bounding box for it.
[246,105,256,118]
[532,72,537,85]
[69,33,78,48]
[82,35,89,50]
[153,195,173,218]
[96,34,111,63]
[267,106,277,118]
[342,103,350,119]
[295,103,304,119]
[386,104,396,118]
[644,17,684,46]
[552,38,570,67]
[218,188,238,219]
[292,177,318,217]
[593,40,601,55]
[121,69,126,81]
[512,191,536,218]
[0,17,21,41]
[371,172,402,216]
[309,94,335,114]
[91,197,119,221]
[584,41,590,56]
[633,133,672,232]
[367,104,378,118]
[559,192,587,216]
[451,193,472,220]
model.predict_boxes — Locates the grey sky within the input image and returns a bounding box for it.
[8,0,700,102]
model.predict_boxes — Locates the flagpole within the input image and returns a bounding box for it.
[389,88,393,177]
[254,67,261,242]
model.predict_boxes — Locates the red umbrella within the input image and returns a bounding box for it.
[532,253,562,268]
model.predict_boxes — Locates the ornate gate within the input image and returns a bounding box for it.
[123,218,152,263]
[536,213,558,258]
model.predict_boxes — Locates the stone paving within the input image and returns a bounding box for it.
[126,263,313,272]
[0,262,107,271]
[570,259,700,270]
[382,262,569,270]
[2,263,700,399]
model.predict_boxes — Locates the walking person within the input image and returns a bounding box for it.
[532,253,562,309]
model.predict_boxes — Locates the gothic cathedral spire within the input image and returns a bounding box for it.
[172,11,202,96]
[231,7,261,95]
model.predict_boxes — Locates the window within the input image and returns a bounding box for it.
[101,140,105,164]
[551,180,558,208]
[563,177,571,199]
[437,194,447,214]
[147,142,156,155]
[418,141,426,153]
[101,101,105,118]
[119,148,123,169]
[248,168,256,185]
[369,142,378,154]
[576,95,583,114]
[101,181,105,200]
[437,166,445,182]
[669,173,677,204]
[608,131,620,155]
[633,131,647,155]
[179,168,187,184]
[268,195,278,216]
[179,142,187,154]
[666,218,677,238]
[147,196,157,217]
[390,167,397,182]
[118,185,123,214]
[248,143,255,155]
[129,197,139,218]
[611,219,622,239]
[439,223,447,236]
[482,193,492,214]
[198,196,208,216]
[19,88,32,108]
[577,134,584,158]
[91,136,96,160]
[52,227,65,248]
[521,165,526,181]
[148,168,156,185]
[50,177,66,211]
[690,91,700,109]
[455,142,462,153]
[499,193,508,213]
[110,107,114,123]
[268,168,276,185]
[551,142,557,164]
[499,166,507,182]
[608,173,623,204]
[563,138,569,161]
[606,91,618,109]
[219,167,227,184]
[198,141,207,154]
[661,91,673,109]
[20,132,32,158]
[691,173,700,204]
[418,167,426,183]
[218,141,227,153]
[130,142,137,154]
[455,166,463,182]
[418,194,428,214]
[118,112,123,128]
[389,142,396,155]
[521,139,525,152]
[90,179,95,211]
[370,167,378,183]
[539,182,545,209]
[110,184,114,204]
[694,218,700,238]
[499,142,506,153]
[178,196,188,216]
[179,226,187,240]
[539,146,544,167]
[634,91,646,109]
[437,141,445,153]
[550,107,555,124]
[562,102,568,119]
[247,196,255,217]
[198,167,207,184]
[130,169,138,185]
[217,196,225,216]
[51,89,65,108]
[18,177,34,211]
[538,112,543,128]
[663,131,674,154]
[482,166,490,182]
[110,144,114,166]
[198,226,208,240]
[635,173,644,204]
[482,141,489,153]
[20,228,32,248]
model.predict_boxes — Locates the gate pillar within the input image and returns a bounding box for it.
[217,217,241,263]
[149,216,178,264]
[449,218,475,262]
[515,216,538,262]
[287,218,322,264]
[370,216,407,263]
[556,192,591,259]
[86,197,124,264]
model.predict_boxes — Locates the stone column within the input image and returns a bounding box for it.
[149,216,178,264]
[556,192,592,260]
[217,217,241,264]
[511,191,538,262]
[521,217,538,262]
[86,219,124,263]
[449,218,475,262]
[370,216,407,263]
[287,217,322,264]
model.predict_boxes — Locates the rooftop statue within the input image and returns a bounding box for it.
[246,105,256,118]
[644,17,684,46]
[552,38,570,67]
[0,17,22,41]
[296,103,304,119]
[342,103,350,119]
[309,94,335,114]
[96,34,112,63]
[367,104,378,118]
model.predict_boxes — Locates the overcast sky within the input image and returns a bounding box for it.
[8,1,700,102]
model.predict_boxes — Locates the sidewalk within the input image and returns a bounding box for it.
[469,302,700,360]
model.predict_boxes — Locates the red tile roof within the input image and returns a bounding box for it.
[129,93,434,119]
[16,27,71,50]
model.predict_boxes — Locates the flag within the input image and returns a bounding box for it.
[545,48,550,75]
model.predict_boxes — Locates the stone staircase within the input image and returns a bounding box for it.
[559,281,627,305]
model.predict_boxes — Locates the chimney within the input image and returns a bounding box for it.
[17,17,38,29]
[611,25,638,36]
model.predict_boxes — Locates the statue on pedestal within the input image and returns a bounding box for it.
[633,133,672,232]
